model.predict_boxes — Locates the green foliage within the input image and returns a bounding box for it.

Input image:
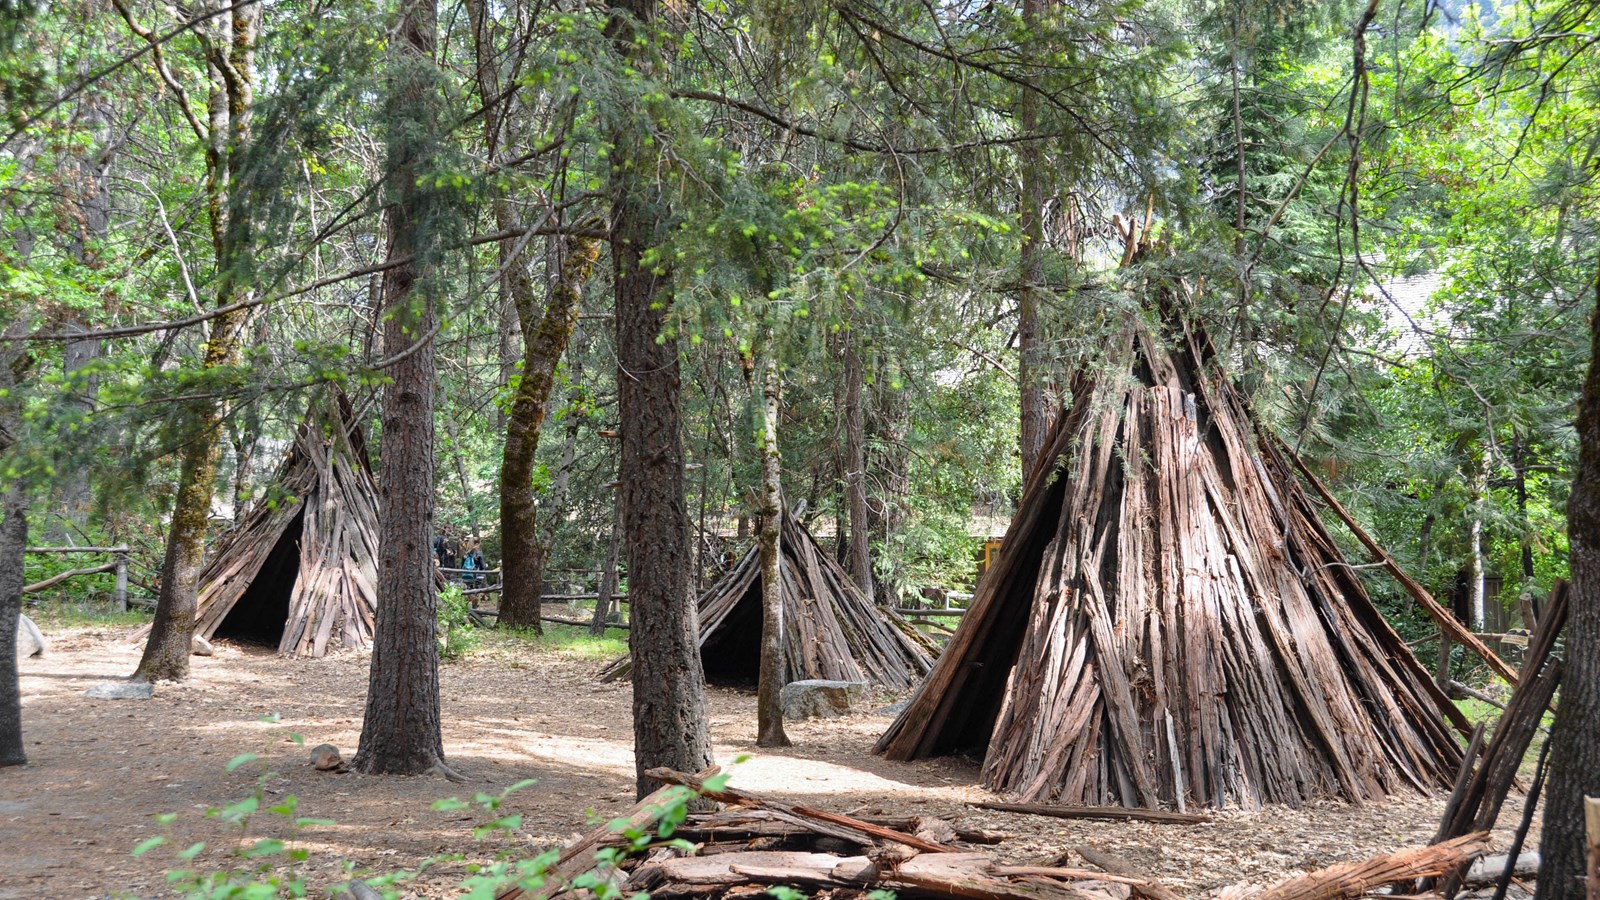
[132,751,755,899]
[437,583,481,661]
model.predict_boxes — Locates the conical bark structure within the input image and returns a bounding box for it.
[876,305,1465,810]
[137,389,380,658]
[601,511,937,691]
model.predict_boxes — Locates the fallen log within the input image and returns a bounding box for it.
[1222,832,1490,900]
[970,801,1211,825]
[644,766,952,853]
[23,560,117,593]
[1077,845,1186,900]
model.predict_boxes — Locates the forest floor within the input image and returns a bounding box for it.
[4,622,1540,899]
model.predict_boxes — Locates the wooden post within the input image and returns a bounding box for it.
[114,549,128,612]
[1585,796,1600,900]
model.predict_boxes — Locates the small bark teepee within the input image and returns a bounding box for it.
[182,390,379,657]
[875,295,1468,810]
[600,511,937,690]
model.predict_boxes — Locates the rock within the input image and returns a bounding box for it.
[310,743,345,772]
[15,614,47,659]
[876,699,912,717]
[779,679,866,720]
[84,681,154,700]
[1465,851,1540,884]
[191,635,215,657]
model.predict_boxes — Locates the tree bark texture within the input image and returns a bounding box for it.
[0,483,24,767]
[499,235,600,629]
[1016,0,1053,482]
[135,0,258,682]
[607,0,715,800]
[843,323,874,604]
[352,0,446,777]
[590,493,623,637]
[755,349,791,748]
[1537,279,1600,900]
[1,318,33,766]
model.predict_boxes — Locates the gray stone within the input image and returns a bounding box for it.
[309,743,345,772]
[84,681,154,700]
[191,635,215,656]
[15,614,47,659]
[780,679,867,720]
[876,699,912,717]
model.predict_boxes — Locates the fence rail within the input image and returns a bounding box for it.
[24,545,130,610]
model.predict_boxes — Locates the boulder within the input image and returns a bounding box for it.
[84,681,154,700]
[780,679,867,720]
[15,614,47,659]
[191,635,215,657]
[309,743,346,772]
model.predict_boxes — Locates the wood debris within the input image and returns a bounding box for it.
[497,770,1493,900]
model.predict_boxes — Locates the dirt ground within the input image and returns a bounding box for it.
[3,625,1540,899]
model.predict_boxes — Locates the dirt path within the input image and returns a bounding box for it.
[2,626,1537,898]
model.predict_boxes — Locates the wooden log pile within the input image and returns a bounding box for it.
[494,768,1491,900]
[599,510,937,690]
[876,297,1465,810]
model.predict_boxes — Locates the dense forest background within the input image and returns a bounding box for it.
[0,0,1592,644]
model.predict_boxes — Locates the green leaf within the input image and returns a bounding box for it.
[225,752,259,772]
[132,836,167,857]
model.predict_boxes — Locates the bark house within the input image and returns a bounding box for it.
[600,510,938,691]
[876,287,1467,810]
[139,390,380,657]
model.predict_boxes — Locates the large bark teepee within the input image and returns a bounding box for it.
[164,390,379,657]
[875,296,1468,810]
[600,511,937,691]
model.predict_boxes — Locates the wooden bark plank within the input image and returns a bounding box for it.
[1076,845,1186,900]
[1232,832,1490,900]
[969,801,1210,825]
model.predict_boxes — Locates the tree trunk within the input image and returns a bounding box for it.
[0,327,29,767]
[0,483,24,768]
[607,0,714,800]
[499,235,600,629]
[1536,278,1600,900]
[134,0,258,682]
[868,376,911,604]
[755,347,791,748]
[1016,0,1052,481]
[843,321,874,604]
[590,490,623,637]
[351,0,447,778]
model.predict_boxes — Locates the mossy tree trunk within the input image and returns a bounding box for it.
[135,0,258,682]
[499,235,600,630]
